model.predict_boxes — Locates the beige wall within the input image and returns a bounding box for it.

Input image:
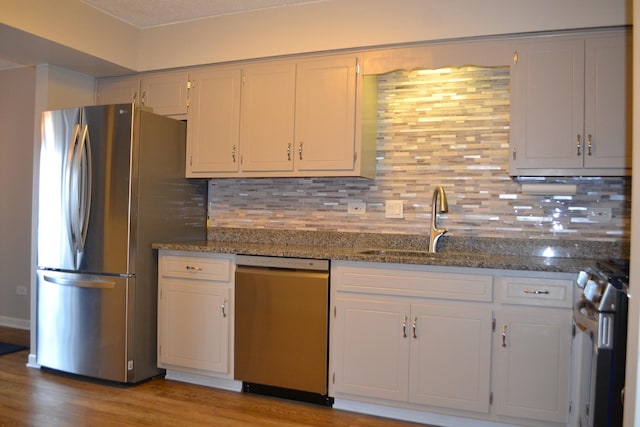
[0,0,631,75]
[139,0,631,71]
[0,66,36,327]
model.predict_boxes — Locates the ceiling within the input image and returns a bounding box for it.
[81,0,324,28]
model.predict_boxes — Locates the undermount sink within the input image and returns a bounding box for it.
[357,249,437,258]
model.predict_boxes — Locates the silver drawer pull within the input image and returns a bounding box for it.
[402,316,408,338]
[523,288,550,295]
[185,265,203,271]
[221,298,227,318]
[412,316,418,339]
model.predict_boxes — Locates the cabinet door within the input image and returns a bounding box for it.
[510,38,585,172]
[240,62,296,172]
[186,67,241,176]
[140,71,189,116]
[333,297,409,401]
[493,308,571,423]
[158,281,230,374]
[97,76,139,105]
[294,56,357,173]
[583,33,631,170]
[409,303,492,413]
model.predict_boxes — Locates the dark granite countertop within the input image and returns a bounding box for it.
[152,228,629,274]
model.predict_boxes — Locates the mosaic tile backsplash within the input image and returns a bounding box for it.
[208,67,631,243]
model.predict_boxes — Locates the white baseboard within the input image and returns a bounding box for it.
[333,399,521,427]
[0,315,30,330]
[164,370,242,392]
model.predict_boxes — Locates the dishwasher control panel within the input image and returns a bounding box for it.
[236,255,329,271]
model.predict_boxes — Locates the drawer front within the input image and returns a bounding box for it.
[334,265,493,302]
[497,276,573,308]
[160,254,232,282]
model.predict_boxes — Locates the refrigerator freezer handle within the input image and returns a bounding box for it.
[43,274,115,289]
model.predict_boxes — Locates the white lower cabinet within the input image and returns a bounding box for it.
[331,262,575,427]
[334,298,492,413]
[492,308,572,424]
[157,251,234,377]
[492,275,574,425]
[332,263,494,416]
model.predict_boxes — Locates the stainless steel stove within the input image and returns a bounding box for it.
[573,259,629,427]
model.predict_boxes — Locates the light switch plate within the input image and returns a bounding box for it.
[385,200,404,219]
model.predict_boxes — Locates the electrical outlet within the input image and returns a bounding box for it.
[385,200,404,219]
[16,285,27,296]
[347,202,366,215]
[588,207,612,223]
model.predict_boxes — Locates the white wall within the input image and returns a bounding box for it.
[624,1,639,425]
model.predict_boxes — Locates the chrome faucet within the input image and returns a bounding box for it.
[429,185,449,253]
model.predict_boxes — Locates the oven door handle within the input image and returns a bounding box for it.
[573,300,599,335]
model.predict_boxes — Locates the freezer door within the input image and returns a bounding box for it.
[36,270,129,382]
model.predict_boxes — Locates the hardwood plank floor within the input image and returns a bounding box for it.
[0,327,428,426]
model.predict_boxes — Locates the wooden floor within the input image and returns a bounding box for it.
[0,326,427,426]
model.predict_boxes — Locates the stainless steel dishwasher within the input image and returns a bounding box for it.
[234,255,332,406]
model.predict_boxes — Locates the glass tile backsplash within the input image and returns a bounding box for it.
[208,66,630,242]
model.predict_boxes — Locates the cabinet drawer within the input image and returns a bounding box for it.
[160,254,232,282]
[334,265,493,302]
[497,276,573,308]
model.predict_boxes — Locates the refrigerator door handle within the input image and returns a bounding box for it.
[43,274,116,289]
[77,124,92,252]
[65,124,82,260]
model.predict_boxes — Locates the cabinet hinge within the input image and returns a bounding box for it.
[334,306,337,318]
[356,61,360,75]
[572,322,576,338]
[489,392,493,405]
[492,317,496,332]
[512,148,517,161]
[187,80,193,90]
[513,51,518,64]
[332,372,335,384]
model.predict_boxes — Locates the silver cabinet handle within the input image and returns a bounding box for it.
[298,141,304,160]
[523,288,550,295]
[221,298,227,318]
[576,134,581,156]
[587,134,592,156]
[231,144,236,163]
[402,316,408,338]
[412,316,418,339]
[141,91,147,105]
[185,265,203,271]
[502,324,507,347]
[287,143,292,161]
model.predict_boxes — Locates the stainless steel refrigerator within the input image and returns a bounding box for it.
[36,104,206,383]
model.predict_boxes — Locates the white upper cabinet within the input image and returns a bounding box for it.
[240,61,297,173]
[186,67,242,176]
[294,56,359,174]
[509,30,631,176]
[185,54,375,179]
[97,71,189,116]
[140,71,189,116]
[97,75,140,105]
